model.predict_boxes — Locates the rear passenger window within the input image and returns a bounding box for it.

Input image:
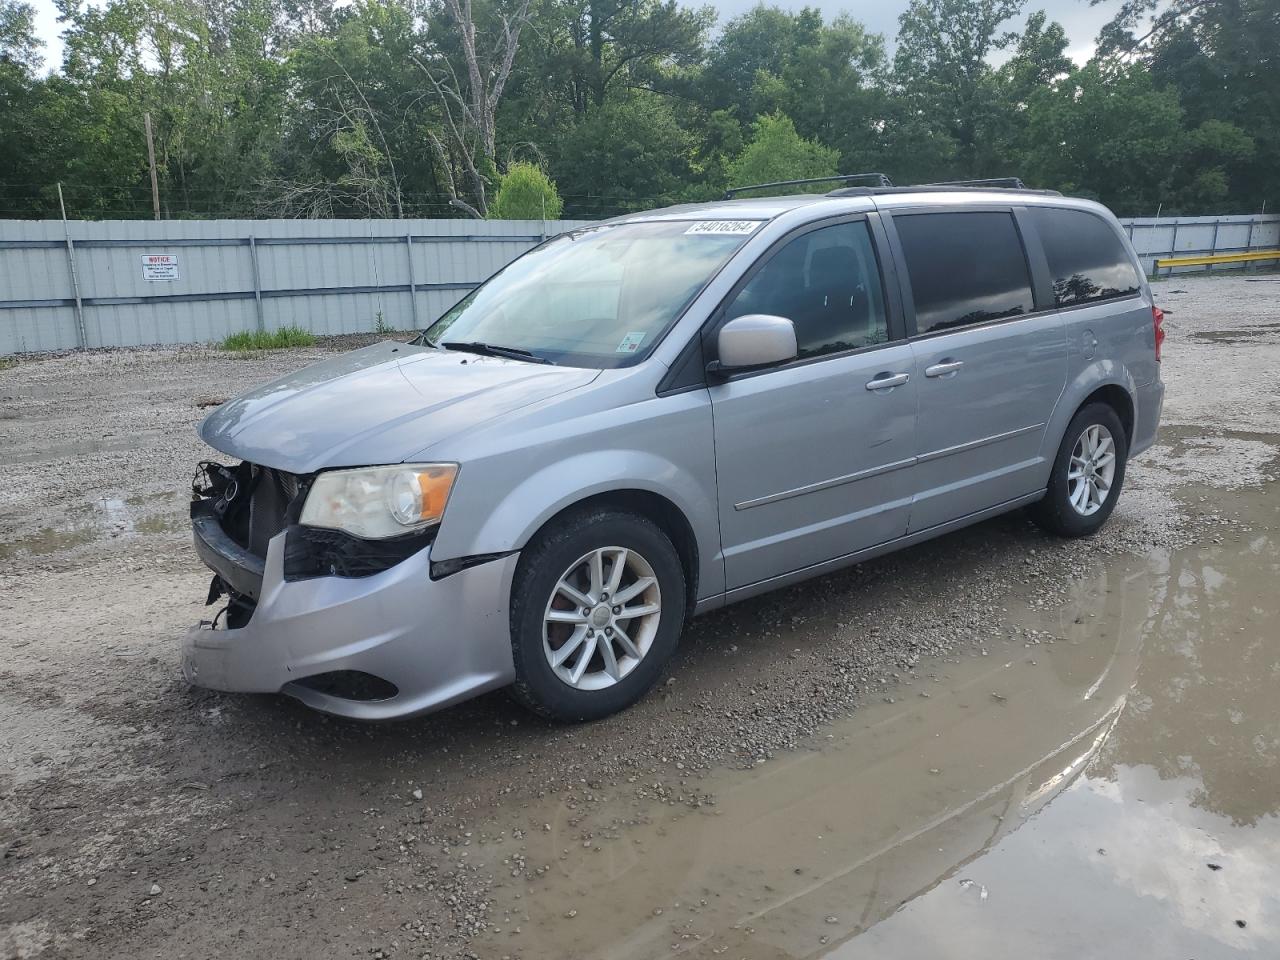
[1028,207,1141,307]
[895,212,1034,335]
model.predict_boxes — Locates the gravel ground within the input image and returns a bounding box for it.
[1,275,1277,959]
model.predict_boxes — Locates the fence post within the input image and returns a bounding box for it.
[405,230,420,331]
[1208,218,1219,273]
[1244,217,1256,274]
[1143,204,1162,279]
[248,234,265,332]
[57,183,88,349]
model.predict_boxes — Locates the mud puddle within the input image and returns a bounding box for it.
[0,490,187,560]
[473,484,1279,959]
[1188,322,1280,345]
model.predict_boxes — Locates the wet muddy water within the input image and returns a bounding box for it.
[475,484,1280,959]
[0,491,187,560]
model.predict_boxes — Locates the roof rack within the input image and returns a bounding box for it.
[827,179,1061,198]
[723,172,893,200]
[922,177,1027,189]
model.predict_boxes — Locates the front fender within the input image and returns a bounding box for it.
[429,397,724,601]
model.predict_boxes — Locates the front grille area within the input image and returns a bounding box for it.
[193,461,307,560]
[246,467,299,556]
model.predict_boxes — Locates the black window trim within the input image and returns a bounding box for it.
[689,211,907,385]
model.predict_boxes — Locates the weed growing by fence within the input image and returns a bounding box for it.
[221,327,317,351]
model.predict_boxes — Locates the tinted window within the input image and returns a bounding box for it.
[895,212,1034,335]
[1029,207,1141,307]
[725,220,888,359]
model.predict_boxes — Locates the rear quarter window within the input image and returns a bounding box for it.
[1028,207,1142,307]
[894,211,1035,335]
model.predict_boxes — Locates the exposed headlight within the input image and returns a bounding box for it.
[299,464,458,540]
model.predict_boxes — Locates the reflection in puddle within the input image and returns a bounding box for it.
[475,488,1279,959]
[0,491,187,560]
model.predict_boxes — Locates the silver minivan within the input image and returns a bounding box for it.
[183,180,1165,721]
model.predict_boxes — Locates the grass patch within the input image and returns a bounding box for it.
[221,326,317,351]
[0,356,17,371]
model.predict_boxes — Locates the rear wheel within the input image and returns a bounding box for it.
[1031,402,1128,537]
[509,508,685,721]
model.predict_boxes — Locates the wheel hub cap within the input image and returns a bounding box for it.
[542,546,663,691]
[1068,423,1117,517]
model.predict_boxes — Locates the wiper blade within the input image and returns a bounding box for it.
[439,341,553,365]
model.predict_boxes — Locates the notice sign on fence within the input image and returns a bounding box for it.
[141,254,179,281]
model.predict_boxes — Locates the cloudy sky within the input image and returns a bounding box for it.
[26,0,1121,72]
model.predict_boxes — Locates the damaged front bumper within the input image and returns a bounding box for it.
[183,516,520,720]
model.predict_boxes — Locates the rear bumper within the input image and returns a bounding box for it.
[183,527,520,720]
[1131,375,1165,457]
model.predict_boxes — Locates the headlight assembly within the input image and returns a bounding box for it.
[299,464,457,540]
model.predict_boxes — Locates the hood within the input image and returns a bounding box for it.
[199,341,600,473]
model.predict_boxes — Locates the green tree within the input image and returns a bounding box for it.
[0,0,47,216]
[1021,61,1185,215]
[1099,0,1279,210]
[726,112,838,195]
[0,0,40,69]
[701,6,886,173]
[551,93,696,215]
[278,0,425,217]
[888,0,1025,180]
[488,161,564,218]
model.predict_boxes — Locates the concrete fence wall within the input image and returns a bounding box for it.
[0,218,593,355]
[1,213,1276,355]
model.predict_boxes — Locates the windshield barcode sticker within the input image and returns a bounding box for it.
[685,220,761,236]
[616,331,647,353]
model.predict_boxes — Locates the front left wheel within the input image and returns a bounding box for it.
[509,508,686,721]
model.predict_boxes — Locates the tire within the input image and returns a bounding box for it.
[1031,402,1129,537]
[509,507,686,721]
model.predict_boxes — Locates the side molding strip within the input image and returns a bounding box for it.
[916,422,1045,464]
[734,456,917,511]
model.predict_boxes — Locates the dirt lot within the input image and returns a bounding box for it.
[1,274,1278,959]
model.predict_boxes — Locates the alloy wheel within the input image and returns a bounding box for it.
[1068,423,1117,516]
[542,546,662,691]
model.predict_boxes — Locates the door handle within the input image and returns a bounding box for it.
[866,372,910,391]
[925,360,964,378]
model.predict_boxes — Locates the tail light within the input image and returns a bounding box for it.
[1152,306,1165,362]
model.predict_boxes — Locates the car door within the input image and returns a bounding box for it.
[707,216,917,590]
[886,208,1067,533]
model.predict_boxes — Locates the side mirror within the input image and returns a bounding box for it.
[710,314,798,376]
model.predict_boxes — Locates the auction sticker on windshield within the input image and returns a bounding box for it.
[684,221,761,236]
[616,331,647,353]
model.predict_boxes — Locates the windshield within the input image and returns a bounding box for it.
[422,220,759,368]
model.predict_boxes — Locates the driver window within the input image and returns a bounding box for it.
[726,220,888,359]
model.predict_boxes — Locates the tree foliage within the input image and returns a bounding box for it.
[0,0,1270,220]
[488,161,563,219]
[726,113,838,194]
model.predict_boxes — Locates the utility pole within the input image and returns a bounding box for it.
[144,112,161,220]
